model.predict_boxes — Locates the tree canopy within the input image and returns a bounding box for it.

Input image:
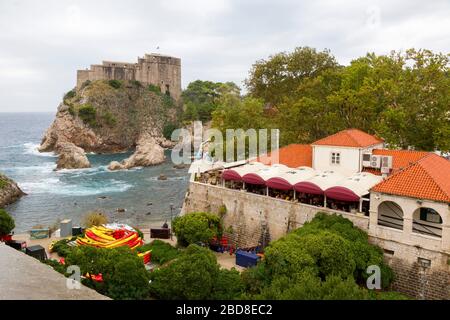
[182,80,241,122]
[209,47,449,152]
[241,213,397,300]
[149,244,243,300]
[0,209,15,236]
[172,211,222,247]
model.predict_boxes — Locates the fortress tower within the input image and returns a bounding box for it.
[76,53,182,100]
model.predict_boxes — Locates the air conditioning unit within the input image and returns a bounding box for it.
[380,166,390,174]
[381,155,393,169]
[362,153,372,167]
[370,155,381,168]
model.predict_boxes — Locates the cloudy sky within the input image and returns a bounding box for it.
[0,0,448,112]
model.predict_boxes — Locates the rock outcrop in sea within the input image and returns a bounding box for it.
[55,142,90,170]
[0,173,25,207]
[40,80,180,170]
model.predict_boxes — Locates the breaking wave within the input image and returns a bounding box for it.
[23,142,57,157]
[20,177,133,196]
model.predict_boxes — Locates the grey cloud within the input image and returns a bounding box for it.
[0,0,448,112]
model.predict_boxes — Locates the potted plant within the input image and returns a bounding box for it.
[0,209,15,242]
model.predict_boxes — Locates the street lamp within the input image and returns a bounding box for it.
[170,203,174,240]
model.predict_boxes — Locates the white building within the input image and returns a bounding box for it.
[311,129,384,175]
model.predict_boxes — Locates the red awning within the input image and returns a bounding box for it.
[325,186,360,202]
[294,181,323,195]
[222,170,241,181]
[242,173,266,185]
[266,177,292,191]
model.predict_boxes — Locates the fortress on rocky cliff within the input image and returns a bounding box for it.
[76,53,182,100]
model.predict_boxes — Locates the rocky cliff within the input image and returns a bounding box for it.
[0,173,25,207]
[40,80,181,170]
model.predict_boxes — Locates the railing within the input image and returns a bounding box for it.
[413,220,442,238]
[191,181,370,229]
[378,214,404,230]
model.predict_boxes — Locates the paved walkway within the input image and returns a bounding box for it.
[0,243,109,300]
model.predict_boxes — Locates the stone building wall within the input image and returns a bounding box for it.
[76,53,182,100]
[181,181,450,299]
[181,182,370,247]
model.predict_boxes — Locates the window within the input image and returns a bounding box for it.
[331,152,341,165]
[419,207,442,223]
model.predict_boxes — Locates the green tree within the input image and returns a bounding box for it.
[263,234,317,277]
[245,46,340,105]
[0,209,15,236]
[182,80,241,122]
[149,244,243,300]
[172,212,221,247]
[254,273,368,300]
[241,213,396,299]
[218,47,450,151]
[65,246,150,300]
[78,104,97,127]
[136,240,180,264]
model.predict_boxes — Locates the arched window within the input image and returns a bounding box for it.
[377,201,404,230]
[413,207,443,238]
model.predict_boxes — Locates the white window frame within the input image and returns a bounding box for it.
[331,151,341,165]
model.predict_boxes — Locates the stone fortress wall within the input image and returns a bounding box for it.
[181,181,450,300]
[76,53,182,100]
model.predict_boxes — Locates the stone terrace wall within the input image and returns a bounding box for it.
[181,182,369,248]
[370,237,450,299]
[181,182,450,299]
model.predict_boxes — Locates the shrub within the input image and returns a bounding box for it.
[172,212,221,247]
[68,105,76,116]
[44,259,68,275]
[244,213,397,299]
[149,244,242,300]
[78,104,97,126]
[319,276,368,300]
[254,271,322,300]
[148,84,161,94]
[263,234,317,277]
[81,211,108,228]
[0,177,8,189]
[0,209,15,236]
[368,290,411,300]
[102,111,117,126]
[162,94,174,108]
[136,240,180,264]
[253,272,368,300]
[211,268,245,300]
[131,80,142,88]
[297,231,356,279]
[163,123,178,140]
[64,89,76,101]
[51,237,77,257]
[108,80,122,89]
[80,80,91,90]
[293,213,394,288]
[65,246,150,300]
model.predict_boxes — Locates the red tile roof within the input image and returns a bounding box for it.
[312,129,384,148]
[255,144,312,168]
[371,153,450,203]
[373,149,430,173]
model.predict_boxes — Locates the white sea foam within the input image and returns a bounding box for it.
[0,162,56,173]
[23,142,57,157]
[56,165,107,174]
[20,177,132,195]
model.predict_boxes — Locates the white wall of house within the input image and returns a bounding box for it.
[369,192,450,253]
[312,143,384,175]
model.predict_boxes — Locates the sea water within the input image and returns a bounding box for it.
[0,112,189,232]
